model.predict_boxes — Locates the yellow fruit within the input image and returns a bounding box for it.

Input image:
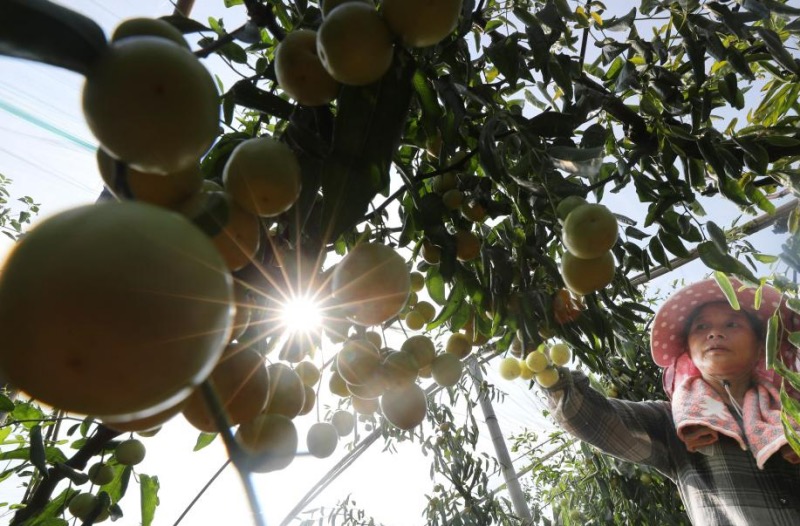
[442,189,464,210]
[431,353,463,387]
[181,345,269,432]
[431,172,458,193]
[381,383,427,430]
[83,37,219,175]
[230,282,253,342]
[414,300,437,323]
[307,422,339,458]
[454,229,481,261]
[404,310,426,331]
[445,332,472,359]
[347,375,385,399]
[518,360,534,380]
[294,361,321,386]
[0,202,233,417]
[111,17,189,47]
[555,195,588,221]
[549,343,572,366]
[96,148,203,209]
[316,3,394,86]
[535,367,560,388]
[498,357,521,380]
[409,271,425,292]
[336,339,381,386]
[115,439,146,466]
[331,409,355,436]
[236,413,298,472]
[525,350,549,373]
[461,200,487,222]
[560,250,615,296]
[321,0,371,16]
[364,330,383,349]
[299,385,316,416]
[223,137,302,218]
[561,203,618,259]
[352,394,380,415]
[382,351,419,389]
[331,243,410,326]
[275,29,339,106]
[382,0,463,48]
[329,370,351,397]
[201,193,262,272]
[102,400,185,433]
[400,335,436,369]
[421,239,441,264]
[264,363,306,418]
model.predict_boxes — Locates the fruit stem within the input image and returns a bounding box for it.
[198,381,266,526]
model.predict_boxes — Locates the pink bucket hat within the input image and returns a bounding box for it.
[650,277,800,396]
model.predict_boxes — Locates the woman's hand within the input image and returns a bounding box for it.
[780,444,800,464]
[681,425,719,452]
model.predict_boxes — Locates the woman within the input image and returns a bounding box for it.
[542,277,800,525]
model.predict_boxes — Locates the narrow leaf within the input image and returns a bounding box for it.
[0,0,107,75]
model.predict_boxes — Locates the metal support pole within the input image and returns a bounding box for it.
[467,358,533,524]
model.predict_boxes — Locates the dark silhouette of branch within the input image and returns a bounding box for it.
[11,425,121,525]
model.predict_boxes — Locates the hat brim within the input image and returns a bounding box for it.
[650,277,797,368]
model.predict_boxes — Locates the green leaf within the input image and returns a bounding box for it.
[194,432,218,451]
[657,230,690,258]
[522,112,575,138]
[229,80,294,121]
[697,242,758,282]
[0,0,107,75]
[159,15,212,34]
[11,402,45,429]
[706,221,728,253]
[25,487,77,526]
[0,394,14,412]
[140,474,160,526]
[30,425,47,475]
[601,8,637,31]
[102,463,133,502]
[648,237,671,268]
[321,55,415,241]
[428,280,465,330]
[425,267,446,305]
[766,313,779,370]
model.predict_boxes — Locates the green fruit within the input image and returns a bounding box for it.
[115,439,146,466]
[88,462,115,486]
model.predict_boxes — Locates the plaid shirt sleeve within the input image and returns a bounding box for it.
[542,368,800,525]
[543,368,676,478]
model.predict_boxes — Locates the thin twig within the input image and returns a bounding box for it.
[173,459,232,525]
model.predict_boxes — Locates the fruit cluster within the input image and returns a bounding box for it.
[326,330,472,431]
[276,0,464,104]
[556,197,619,296]
[498,342,572,388]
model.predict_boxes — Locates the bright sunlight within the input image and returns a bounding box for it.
[280,295,323,333]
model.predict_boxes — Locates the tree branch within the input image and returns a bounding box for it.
[11,425,121,525]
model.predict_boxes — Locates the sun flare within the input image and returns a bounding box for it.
[280,295,322,333]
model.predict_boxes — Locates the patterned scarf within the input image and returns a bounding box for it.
[670,356,789,469]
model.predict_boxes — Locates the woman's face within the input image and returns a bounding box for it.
[687,302,762,379]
